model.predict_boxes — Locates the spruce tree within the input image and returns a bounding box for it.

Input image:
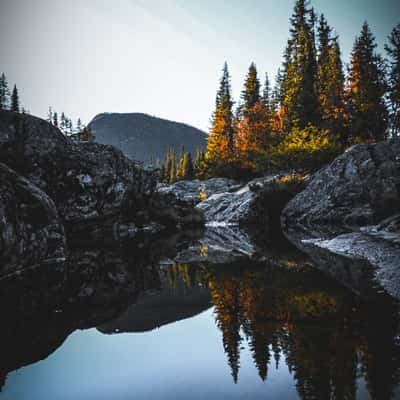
[47,107,53,124]
[206,62,235,163]
[53,112,59,127]
[280,0,320,130]
[385,23,400,137]
[182,152,195,180]
[346,22,388,143]
[241,63,261,116]
[0,73,10,110]
[317,15,345,140]
[11,85,20,113]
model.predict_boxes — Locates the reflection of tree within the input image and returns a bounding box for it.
[202,261,400,400]
[209,277,242,383]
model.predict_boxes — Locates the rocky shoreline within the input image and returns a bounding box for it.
[1,110,399,298]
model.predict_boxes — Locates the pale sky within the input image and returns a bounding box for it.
[1,0,399,131]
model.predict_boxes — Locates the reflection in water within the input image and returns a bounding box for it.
[199,261,400,399]
[0,231,399,400]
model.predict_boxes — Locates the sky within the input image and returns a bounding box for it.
[1,0,399,132]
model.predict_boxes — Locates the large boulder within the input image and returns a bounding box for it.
[0,162,66,276]
[282,140,400,235]
[197,175,305,228]
[157,178,240,207]
[0,110,153,223]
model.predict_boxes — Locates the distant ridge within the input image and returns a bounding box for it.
[89,112,207,164]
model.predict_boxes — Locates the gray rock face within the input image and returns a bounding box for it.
[0,110,150,223]
[157,178,240,207]
[295,231,400,300]
[196,175,304,227]
[282,140,400,234]
[0,163,66,276]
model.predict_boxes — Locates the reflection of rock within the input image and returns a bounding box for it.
[174,225,256,264]
[0,163,66,276]
[298,232,400,300]
[0,230,199,383]
[282,140,400,234]
[97,265,211,334]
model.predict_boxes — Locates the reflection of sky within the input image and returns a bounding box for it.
[3,308,298,400]
[0,0,399,131]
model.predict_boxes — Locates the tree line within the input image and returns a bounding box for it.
[0,73,21,113]
[203,0,400,178]
[46,107,94,142]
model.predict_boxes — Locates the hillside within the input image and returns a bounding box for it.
[89,113,207,164]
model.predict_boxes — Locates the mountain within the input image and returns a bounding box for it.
[89,112,207,164]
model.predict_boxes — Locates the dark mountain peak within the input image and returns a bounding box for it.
[89,112,207,164]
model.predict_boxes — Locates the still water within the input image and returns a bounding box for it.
[0,230,399,400]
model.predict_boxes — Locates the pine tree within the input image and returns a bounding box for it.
[206,62,235,163]
[346,22,388,143]
[385,23,400,137]
[317,15,345,140]
[182,152,195,180]
[76,118,82,132]
[194,148,206,179]
[280,0,320,130]
[241,63,261,116]
[47,107,53,124]
[11,85,20,112]
[0,73,10,110]
[53,112,59,127]
[60,112,66,132]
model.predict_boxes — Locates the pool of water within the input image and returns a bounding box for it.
[1,234,399,400]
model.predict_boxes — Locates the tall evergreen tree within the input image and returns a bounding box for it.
[182,152,195,180]
[280,0,320,130]
[206,62,235,163]
[241,63,261,116]
[53,112,59,128]
[317,15,345,140]
[0,73,10,110]
[385,23,400,137]
[346,22,388,143]
[11,85,20,113]
[47,107,53,124]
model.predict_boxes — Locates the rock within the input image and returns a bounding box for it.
[157,177,240,207]
[282,140,400,234]
[0,110,153,223]
[173,225,257,264]
[0,162,66,277]
[292,231,400,300]
[197,174,305,227]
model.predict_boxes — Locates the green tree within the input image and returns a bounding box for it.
[0,73,10,110]
[241,63,261,116]
[206,62,235,163]
[385,23,400,137]
[53,112,59,127]
[280,0,320,130]
[181,152,195,180]
[11,85,20,112]
[345,22,388,143]
[317,15,345,141]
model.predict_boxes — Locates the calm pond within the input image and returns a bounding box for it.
[0,229,399,400]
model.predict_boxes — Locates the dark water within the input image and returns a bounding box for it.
[0,229,399,400]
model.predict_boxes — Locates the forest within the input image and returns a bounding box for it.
[161,0,400,182]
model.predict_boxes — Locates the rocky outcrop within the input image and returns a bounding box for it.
[0,110,150,223]
[282,140,400,235]
[157,178,240,207]
[197,175,305,227]
[0,163,66,276]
